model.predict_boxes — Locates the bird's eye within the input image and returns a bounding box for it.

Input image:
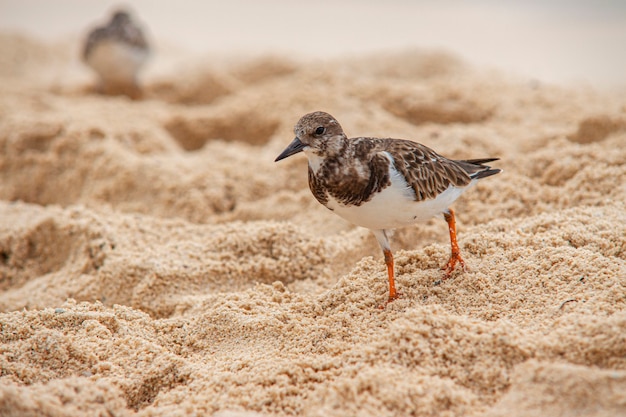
[315,126,325,135]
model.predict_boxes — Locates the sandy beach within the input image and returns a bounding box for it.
[1,3,626,416]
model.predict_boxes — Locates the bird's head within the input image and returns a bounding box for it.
[110,10,132,25]
[275,111,347,162]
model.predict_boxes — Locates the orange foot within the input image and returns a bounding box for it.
[442,252,466,279]
[378,292,402,309]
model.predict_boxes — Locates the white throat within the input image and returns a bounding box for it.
[304,148,324,173]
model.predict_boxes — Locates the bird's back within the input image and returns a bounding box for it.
[370,138,499,202]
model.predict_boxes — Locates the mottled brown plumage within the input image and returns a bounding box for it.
[276,111,501,304]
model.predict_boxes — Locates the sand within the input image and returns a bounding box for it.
[1,30,626,417]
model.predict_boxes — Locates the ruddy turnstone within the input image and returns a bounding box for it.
[275,111,501,303]
[83,10,150,98]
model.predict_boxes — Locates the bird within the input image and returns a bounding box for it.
[82,10,150,99]
[275,111,501,304]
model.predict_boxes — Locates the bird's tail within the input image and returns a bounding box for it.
[457,158,502,180]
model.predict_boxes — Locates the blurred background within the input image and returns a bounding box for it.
[1,0,625,88]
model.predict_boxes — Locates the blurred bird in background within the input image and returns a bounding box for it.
[82,9,150,99]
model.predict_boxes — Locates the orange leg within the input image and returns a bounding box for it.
[373,230,401,306]
[383,248,399,302]
[442,209,466,278]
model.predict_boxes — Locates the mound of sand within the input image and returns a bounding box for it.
[1,32,625,417]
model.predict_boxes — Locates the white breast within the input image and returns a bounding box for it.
[86,40,148,84]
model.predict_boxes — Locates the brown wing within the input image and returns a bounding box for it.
[118,23,149,49]
[382,139,473,201]
[83,28,106,60]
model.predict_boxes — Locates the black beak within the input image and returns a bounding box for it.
[275,137,306,162]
